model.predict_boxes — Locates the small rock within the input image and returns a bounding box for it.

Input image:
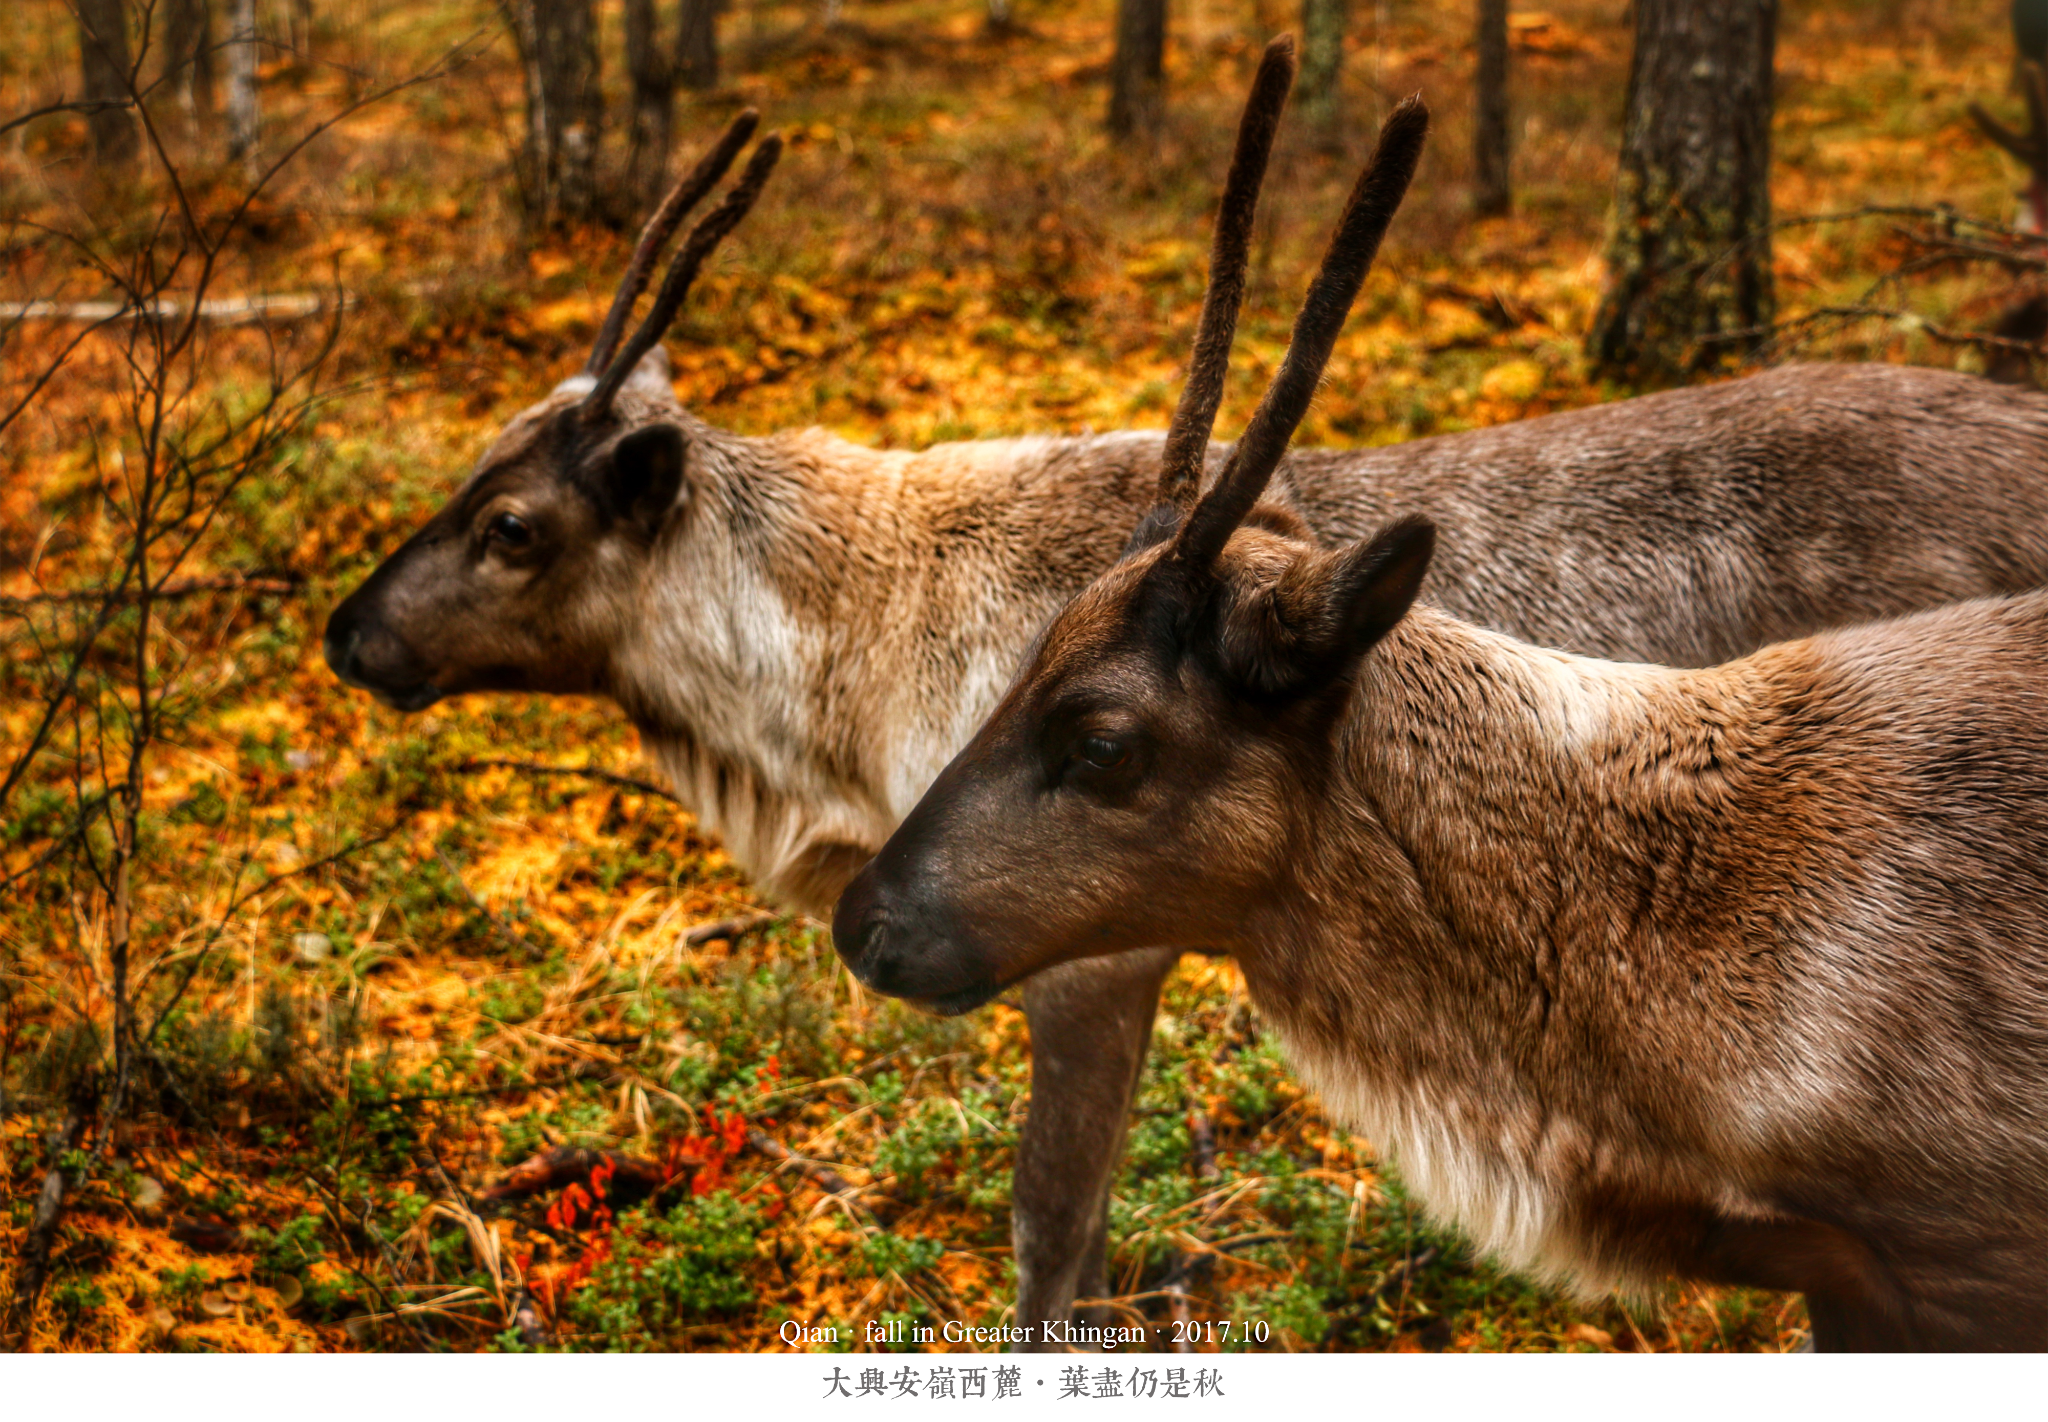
[222,1281,252,1304]
[285,749,317,771]
[274,1274,304,1309]
[292,932,332,964]
[130,1174,165,1213]
[199,1290,233,1317]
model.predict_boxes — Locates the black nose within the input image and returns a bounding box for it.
[832,871,932,998]
[321,595,442,709]
[323,622,362,684]
[831,866,997,1013]
[831,871,890,985]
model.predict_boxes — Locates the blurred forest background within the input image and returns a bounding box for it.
[3,0,2044,1354]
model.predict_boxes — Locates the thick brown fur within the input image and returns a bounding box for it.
[835,99,2048,1351]
[326,118,2048,1360]
[845,519,2048,1348]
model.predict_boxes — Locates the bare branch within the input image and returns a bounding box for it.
[0,572,299,613]
[453,757,679,802]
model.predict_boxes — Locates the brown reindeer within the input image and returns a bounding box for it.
[327,85,2048,1344]
[835,85,2048,1350]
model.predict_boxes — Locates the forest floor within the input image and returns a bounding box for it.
[0,0,2032,1353]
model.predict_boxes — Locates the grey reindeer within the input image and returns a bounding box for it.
[327,81,2048,1343]
[837,69,2048,1351]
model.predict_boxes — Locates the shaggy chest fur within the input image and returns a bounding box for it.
[1235,596,2048,1299]
[603,365,2048,917]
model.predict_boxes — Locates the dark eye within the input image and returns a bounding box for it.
[1078,735,1128,770]
[486,513,533,549]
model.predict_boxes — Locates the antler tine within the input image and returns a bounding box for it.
[1172,95,1429,571]
[586,109,761,377]
[581,134,785,422]
[1155,35,1298,511]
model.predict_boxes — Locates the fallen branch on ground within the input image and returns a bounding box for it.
[0,573,300,613]
[745,1128,861,1198]
[1700,303,2048,359]
[479,1145,667,1207]
[1,1078,95,1348]
[682,911,778,948]
[454,758,679,802]
[0,294,345,325]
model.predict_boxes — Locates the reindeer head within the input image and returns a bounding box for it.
[833,48,1434,1013]
[324,116,782,711]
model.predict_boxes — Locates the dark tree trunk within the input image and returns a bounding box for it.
[506,0,603,223]
[1587,0,1776,381]
[1473,0,1510,215]
[625,0,676,208]
[1107,0,1165,139]
[76,0,137,166]
[678,0,718,91]
[1299,0,1347,146]
[164,0,217,123]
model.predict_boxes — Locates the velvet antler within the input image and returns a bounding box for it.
[1155,36,1298,511]
[585,110,761,378]
[582,131,784,421]
[1169,95,1429,572]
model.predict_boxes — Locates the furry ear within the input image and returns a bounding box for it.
[1220,515,1435,698]
[604,422,688,533]
[1322,515,1435,657]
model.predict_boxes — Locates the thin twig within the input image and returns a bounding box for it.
[358,1069,601,1111]
[0,573,298,612]
[435,848,548,960]
[0,1075,96,1349]
[745,1127,862,1198]
[0,97,135,139]
[0,295,343,325]
[454,758,679,803]
[682,911,777,948]
[1700,303,2048,355]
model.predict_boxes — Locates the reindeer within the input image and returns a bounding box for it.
[835,75,2048,1351]
[326,85,2048,1345]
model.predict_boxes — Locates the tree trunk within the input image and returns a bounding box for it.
[1107,0,1165,139]
[225,0,260,169]
[76,0,137,167]
[507,0,603,222]
[1587,0,1776,381]
[1298,0,1347,146]
[164,0,217,124]
[678,0,718,90]
[1472,0,1510,215]
[625,0,676,209]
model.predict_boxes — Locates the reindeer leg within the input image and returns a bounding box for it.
[1012,946,1181,1351]
[1803,1291,1916,1352]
